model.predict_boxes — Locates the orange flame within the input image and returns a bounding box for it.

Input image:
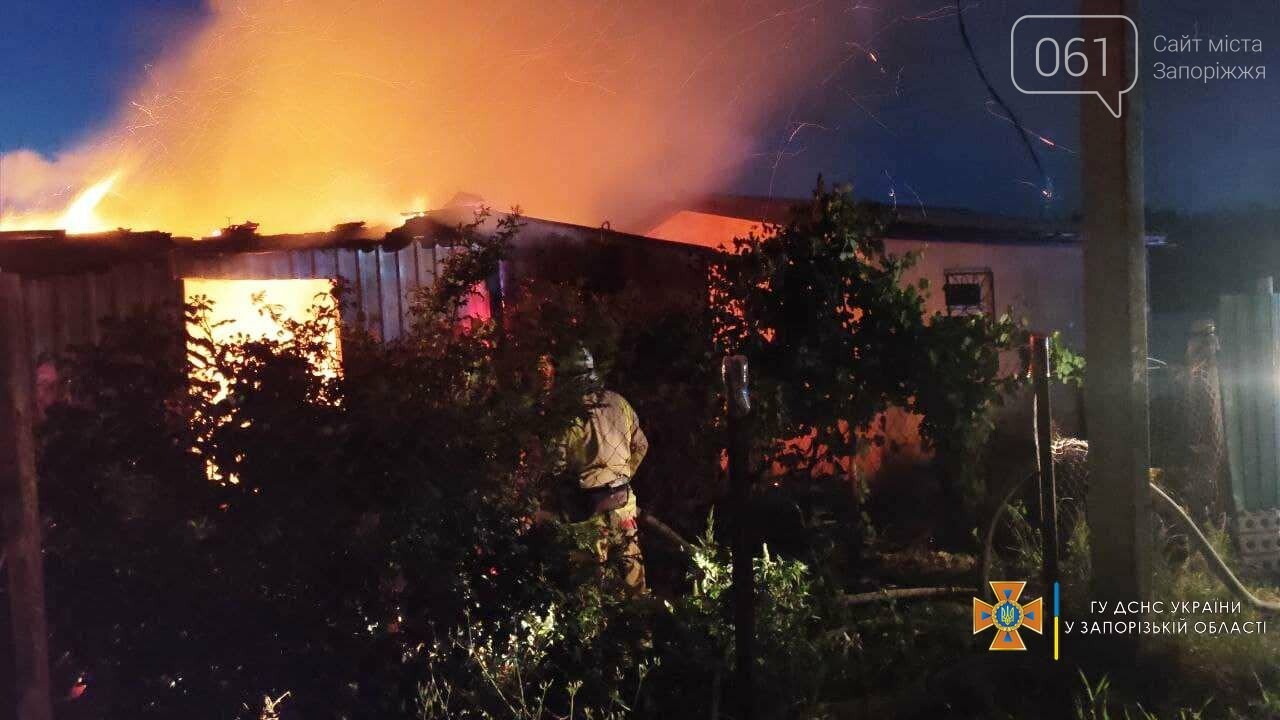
[0,173,119,233]
[0,1,860,236]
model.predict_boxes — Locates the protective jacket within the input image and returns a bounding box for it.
[559,390,648,490]
[554,389,648,595]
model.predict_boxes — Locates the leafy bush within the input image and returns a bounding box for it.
[399,515,878,719]
[36,190,1033,719]
[39,211,600,718]
[652,515,856,718]
[709,180,1022,536]
[1049,330,1086,387]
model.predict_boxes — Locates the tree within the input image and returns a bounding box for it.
[37,209,607,719]
[709,181,1020,521]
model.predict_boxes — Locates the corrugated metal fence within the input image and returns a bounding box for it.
[1218,279,1280,512]
[20,258,177,361]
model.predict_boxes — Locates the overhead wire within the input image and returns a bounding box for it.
[954,0,1054,203]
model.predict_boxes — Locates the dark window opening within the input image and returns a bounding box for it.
[943,269,994,316]
[944,282,982,307]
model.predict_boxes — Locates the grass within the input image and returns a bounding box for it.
[1142,517,1280,719]
[970,480,1280,719]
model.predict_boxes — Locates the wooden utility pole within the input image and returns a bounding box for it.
[1081,0,1152,621]
[722,355,754,720]
[0,271,53,720]
[1031,335,1060,595]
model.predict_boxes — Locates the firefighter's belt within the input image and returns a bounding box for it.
[578,481,631,519]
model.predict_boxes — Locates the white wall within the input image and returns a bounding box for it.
[886,237,1085,350]
[886,236,1087,440]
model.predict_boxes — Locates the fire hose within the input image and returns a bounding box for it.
[978,469,1280,615]
[645,475,1280,612]
[639,510,976,606]
[1148,481,1280,614]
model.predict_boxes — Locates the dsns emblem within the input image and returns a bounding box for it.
[973,581,1043,651]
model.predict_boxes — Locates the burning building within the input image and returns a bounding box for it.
[646,194,1165,476]
[2,190,1164,485]
[0,200,713,372]
[649,195,1095,353]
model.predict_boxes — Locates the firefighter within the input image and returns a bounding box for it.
[550,345,648,595]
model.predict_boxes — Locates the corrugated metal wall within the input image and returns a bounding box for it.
[1218,287,1280,512]
[20,258,179,361]
[18,240,463,361]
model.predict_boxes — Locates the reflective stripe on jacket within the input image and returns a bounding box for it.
[559,390,648,490]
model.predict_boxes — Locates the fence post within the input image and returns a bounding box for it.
[1185,319,1228,521]
[722,355,753,720]
[0,271,53,720]
[1031,335,1061,599]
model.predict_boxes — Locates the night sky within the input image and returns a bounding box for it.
[0,1,206,154]
[1,0,1277,219]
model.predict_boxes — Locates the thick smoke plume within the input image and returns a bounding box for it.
[1,0,857,236]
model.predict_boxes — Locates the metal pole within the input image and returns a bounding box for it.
[722,355,753,720]
[0,271,53,720]
[1031,335,1061,598]
[1081,0,1152,633]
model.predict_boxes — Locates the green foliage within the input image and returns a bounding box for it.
[35,188,1062,720]
[711,182,908,472]
[1073,672,1211,720]
[1142,503,1280,719]
[1049,331,1087,387]
[38,209,604,719]
[997,492,1091,610]
[38,206,730,720]
[1235,675,1280,719]
[1074,671,1116,720]
[499,276,722,529]
[646,516,853,719]
[709,180,1021,526]
[404,511,872,720]
[414,604,651,720]
[913,311,1021,479]
[674,514,826,671]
